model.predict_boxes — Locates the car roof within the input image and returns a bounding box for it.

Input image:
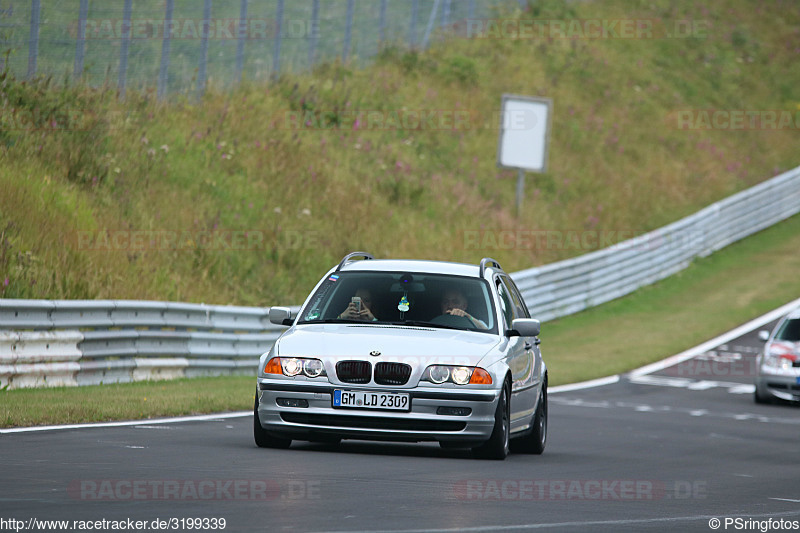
[338,259,496,278]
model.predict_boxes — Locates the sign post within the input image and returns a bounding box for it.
[496,95,552,216]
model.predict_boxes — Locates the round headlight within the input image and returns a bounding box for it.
[764,354,795,372]
[303,359,324,378]
[282,357,302,377]
[451,366,472,385]
[429,365,450,384]
[778,356,795,372]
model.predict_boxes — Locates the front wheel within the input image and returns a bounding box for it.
[472,382,510,460]
[253,391,292,449]
[754,384,773,405]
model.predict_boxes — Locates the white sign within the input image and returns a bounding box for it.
[497,95,552,173]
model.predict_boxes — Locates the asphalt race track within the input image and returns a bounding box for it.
[3,307,800,533]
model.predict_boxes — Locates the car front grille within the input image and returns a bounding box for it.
[280,412,466,432]
[374,362,412,385]
[336,360,372,384]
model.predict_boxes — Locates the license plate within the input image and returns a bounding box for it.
[333,390,410,411]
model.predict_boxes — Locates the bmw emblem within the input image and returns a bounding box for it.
[369,350,381,357]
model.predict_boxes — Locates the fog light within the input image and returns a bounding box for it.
[276,398,309,408]
[437,406,472,416]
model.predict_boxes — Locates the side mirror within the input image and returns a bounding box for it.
[758,330,770,342]
[269,306,293,326]
[507,318,541,338]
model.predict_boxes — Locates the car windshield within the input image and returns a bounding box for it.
[297,271,497,333]
[775,318,800,341]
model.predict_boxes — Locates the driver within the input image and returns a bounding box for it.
[440,288,487,329]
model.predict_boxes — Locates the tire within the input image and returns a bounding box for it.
[754,384,773,405]
[472,381,510,460]
[511,379,547,455]
[253,392,292,449]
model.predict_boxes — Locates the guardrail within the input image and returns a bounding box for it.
[0,301,295,389]
[511,165,800,321]
[1,165,799,389]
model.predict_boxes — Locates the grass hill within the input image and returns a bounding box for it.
[1,0,798,306]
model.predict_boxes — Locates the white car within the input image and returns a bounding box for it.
[755,308,800,404]
[254,253,547,459]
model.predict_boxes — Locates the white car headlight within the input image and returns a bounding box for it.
[423,365,491,385]
[266,357,327,378]
[451,366,472,385]
[428,365,450,384]
[763,353,796,372]
[282,358,303,377]
[303,358,325,378]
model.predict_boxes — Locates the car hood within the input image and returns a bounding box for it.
[275,323,501,366]
[767,340,800,355]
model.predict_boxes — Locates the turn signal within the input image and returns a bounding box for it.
[469,368,492,385]
[264,358,282,375]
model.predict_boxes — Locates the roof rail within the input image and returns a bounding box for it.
[336,252,375,271]
[479,257,503,278]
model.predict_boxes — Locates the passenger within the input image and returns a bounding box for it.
[440,288,487,329]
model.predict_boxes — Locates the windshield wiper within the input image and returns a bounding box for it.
[389,320,463,331]
[298,318,372,324]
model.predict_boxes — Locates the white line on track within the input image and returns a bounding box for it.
[550,374,620,393]
[628,296,800,378]
[549,295,800,395]
[0,411,250,434]
[308,509,800,532]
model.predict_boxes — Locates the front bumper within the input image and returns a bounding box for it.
[256,379,499,443]
[755,372,800,402]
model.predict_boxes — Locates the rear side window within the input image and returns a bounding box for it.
[502,275,531,319]
[495,278,517,329]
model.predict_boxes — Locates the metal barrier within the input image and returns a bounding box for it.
[511,166,800,321]
[0,301,292,389]
[1,166,799,389]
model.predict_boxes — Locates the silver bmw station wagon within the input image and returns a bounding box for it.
[254,252,547,459]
